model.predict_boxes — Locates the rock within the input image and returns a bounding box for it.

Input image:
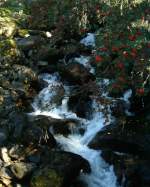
[17,36,44,51]
[72,179,87,187]
[58,63,95,85]
[12,64,37,85]
[27,153,41,164]
[30,115,80,135]
[0,148,11,164]
[0,87,32,139]
[36,45,62,62]
[110,99,126,117]
[0,39,21,66]
[0,88,16,119]
[10,112,28,139]
[0,131,7,146]
[22,124,56,147]
[9,145,25,160]
[0,17,16,38]
[10,162,36,179]
[37,61,48,67]
[68,90,92,118]
[30,167,63,187]
[31,150,90,187]
[11,64,39,97]
[0,167,13,186]
[130,90,150,119]
[9,144,41,163]
[37,64,57,74]
[60,42,80,62]
[102,151,150,187]
[89,117,150,157]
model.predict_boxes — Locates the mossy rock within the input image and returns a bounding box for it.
[31,167,63,187]
[0,8,12,17]
[0,39,21,65]
[0,17,17,38]
[17,29,29,37]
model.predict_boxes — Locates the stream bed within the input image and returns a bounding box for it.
[31,52,119,187]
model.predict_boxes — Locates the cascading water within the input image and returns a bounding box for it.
[31,72,118,187]
[30,33,119,187]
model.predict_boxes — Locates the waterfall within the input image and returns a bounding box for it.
[30,33,119,187]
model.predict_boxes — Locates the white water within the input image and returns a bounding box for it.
[31,72,118,187]
[74,55,95,74]
[31,33,118,187]
[80,33,95,47]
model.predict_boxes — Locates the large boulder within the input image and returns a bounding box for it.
[16,36,44,51]
[68,89,92,118]
[29,115,80,135]
[89,117,150,157]
[130,90,150,120]
[31,151,91,187]
[10,162,36,179]
[31,167,63,187]
[102,151,150,187]
[58,63,95,85]
[22,124,57,147]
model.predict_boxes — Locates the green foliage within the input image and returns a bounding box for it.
[95,0,150,97]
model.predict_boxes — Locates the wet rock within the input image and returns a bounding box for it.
[0,17,16,38]
[27,153,41,164]
[102,151,150,187]
[31,150,90,187]
[60,42,80,62]
[38,64,58,74]
[89,117,150,157]
[58,63,95,85]
[31,115,80,135]
[110,99,126,117]
[130,90,150,119]
[37,61,48,67]
[7,112,28,140]
[17,36,44,51]
[10,162,36,179]
[22,124,56,148]
[0,131,7,146]
[68,90,92,118]
[72,179,87,187]
[36,46,62,62]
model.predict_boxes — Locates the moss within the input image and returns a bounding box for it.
[0,39,20,65]
[0,39,16,55]
[0,8,12,17]
[18,29,29,37]
[0,1,29,29]
[0,16,17,38]
[31,168,63,187]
